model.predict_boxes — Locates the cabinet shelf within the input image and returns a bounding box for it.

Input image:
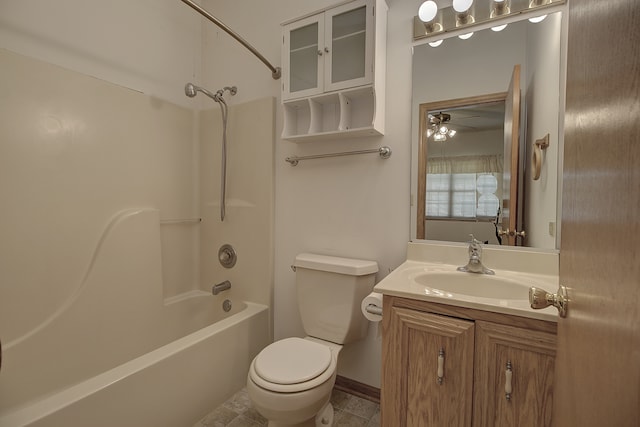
[281,0,387,141]
[290,43,319,54]
[282,85,383,141]
[332,29,366,42]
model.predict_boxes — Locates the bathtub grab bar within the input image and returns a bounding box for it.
[160,218,202,224]
[212,280,232,295]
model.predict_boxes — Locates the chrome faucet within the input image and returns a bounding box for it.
[457,235,495,275]
[212,280,232,295]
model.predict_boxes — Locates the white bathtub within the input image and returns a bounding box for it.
[0,209,271,426]
[0,300,269,427]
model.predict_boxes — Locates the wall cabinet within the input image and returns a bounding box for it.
[281,0,387,141]
[381,296,556,427]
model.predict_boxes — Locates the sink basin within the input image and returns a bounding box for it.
[410,271,531,300]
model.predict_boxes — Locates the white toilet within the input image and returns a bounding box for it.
[246,253,378,427]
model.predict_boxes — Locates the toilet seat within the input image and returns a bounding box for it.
[249,337,338,393]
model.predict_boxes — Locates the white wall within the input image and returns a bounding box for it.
[524,13,562,248]
[0,0,202,108]
[202,0,416,387]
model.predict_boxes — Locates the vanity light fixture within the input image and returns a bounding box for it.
[418,0,443,35]
[418,0,438,22]
[453,0,475,26]
[491,0,511,18]
[528,0,550,21]
[413,0,564,42]
[528,14,547,22]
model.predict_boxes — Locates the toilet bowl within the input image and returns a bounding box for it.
[246,253,378,427]
[247,337,341,427]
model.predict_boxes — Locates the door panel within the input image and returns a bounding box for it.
[555,0,640,425]
[474,321,555,427]
[501,64,521,246]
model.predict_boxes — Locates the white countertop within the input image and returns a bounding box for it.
[373,242,560,322]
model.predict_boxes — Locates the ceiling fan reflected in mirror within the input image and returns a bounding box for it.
[426,112,457,142]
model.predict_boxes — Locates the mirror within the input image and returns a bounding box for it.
[411,11,564,250]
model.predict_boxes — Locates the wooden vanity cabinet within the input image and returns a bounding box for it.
[381,296,557,427]
[473,321,556,426]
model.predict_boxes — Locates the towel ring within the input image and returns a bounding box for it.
[532,134,550,181]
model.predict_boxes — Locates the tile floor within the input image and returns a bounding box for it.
[194,387,380,427]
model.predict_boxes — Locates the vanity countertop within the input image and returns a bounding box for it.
[374,241,560,322]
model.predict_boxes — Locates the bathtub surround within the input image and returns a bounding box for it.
[0,46,274,424]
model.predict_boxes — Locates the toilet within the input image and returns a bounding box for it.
[246,253,378,427]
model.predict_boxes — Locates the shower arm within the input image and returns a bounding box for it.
[180,0,282,80]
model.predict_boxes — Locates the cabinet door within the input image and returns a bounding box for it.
[283,14,324,100]
[382,307,474,427]
[473,321,556,427]
[324,0,373,92]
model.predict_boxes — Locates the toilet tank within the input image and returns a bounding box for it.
[293,253,378,345]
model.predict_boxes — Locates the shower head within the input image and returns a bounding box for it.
[185,82,198,98]
[184,82,219,101]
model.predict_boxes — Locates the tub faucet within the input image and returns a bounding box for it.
[212,280,231,295]
[457,235,495,275]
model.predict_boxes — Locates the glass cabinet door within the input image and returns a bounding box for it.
[284,15,324,99]
[325,0,373,91]
[282,0,374,100]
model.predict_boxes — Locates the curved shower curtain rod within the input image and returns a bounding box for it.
[179,0,282,80]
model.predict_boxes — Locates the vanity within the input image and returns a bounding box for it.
[375,241,559,426]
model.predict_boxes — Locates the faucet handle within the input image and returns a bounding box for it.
[468,235,483,252]
[467,234,482,258]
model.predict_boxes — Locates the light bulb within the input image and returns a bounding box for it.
[458,32,474,40]
[448,129,457,137]
[529,14,547,23]
[418,1,438,22]
[453,0,474,13]
[426,128,434,137]
[439,125,449,134]
[491,24,508,31]
[433,133,446,142]
[428,39,444,47]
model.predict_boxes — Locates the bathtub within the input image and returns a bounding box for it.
[0,209,271,426]
[0,300,269,427]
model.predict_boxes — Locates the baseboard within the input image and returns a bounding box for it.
[334,375,380,404]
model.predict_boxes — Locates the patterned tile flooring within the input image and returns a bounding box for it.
[193,387,380,427]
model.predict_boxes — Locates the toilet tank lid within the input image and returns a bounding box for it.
[294,253,378,276]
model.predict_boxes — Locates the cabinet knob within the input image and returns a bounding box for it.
[317,49,323,56]
[324,47,330,53]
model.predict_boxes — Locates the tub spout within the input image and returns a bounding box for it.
[212,280,232,295]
